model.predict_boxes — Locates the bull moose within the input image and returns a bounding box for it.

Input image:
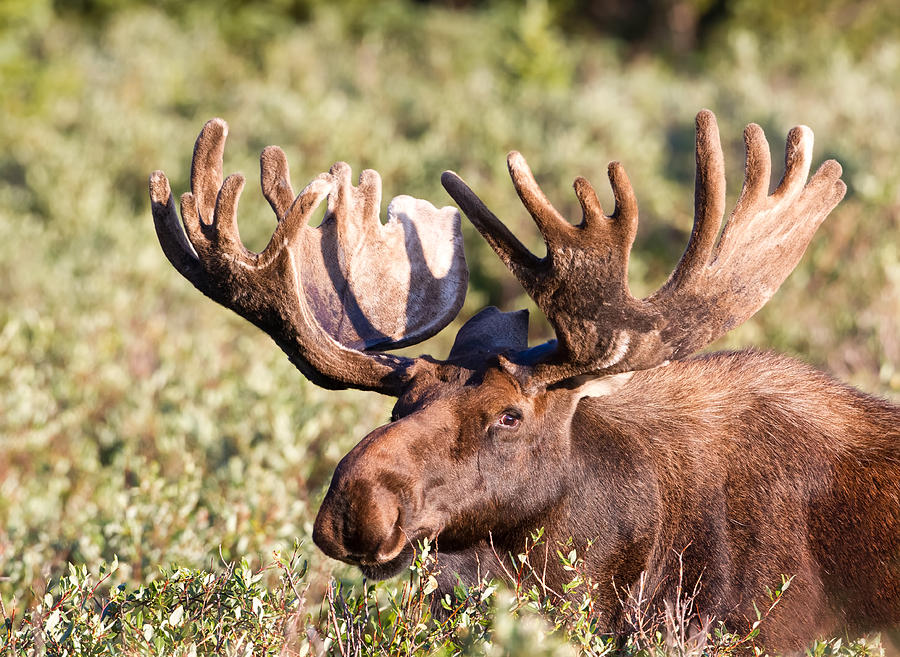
[149,110,900,651]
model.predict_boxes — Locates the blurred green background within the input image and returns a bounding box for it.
[1,0,899,628]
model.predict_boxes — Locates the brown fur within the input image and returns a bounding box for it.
[314,351,900,651]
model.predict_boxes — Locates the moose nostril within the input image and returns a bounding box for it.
[344,499,402,558]
[373,508,406,562]
[314,479,411,566]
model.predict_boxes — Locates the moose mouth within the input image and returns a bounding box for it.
[355,527,438,580]
[358,544,416,580]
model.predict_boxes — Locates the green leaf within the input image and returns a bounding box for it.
[44,609,61,633]
[422,576,438,596]
[479,584,497,603]
[169,604,184,627]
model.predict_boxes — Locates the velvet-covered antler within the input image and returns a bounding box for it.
[150,119,467,394]
[442,110,847,384]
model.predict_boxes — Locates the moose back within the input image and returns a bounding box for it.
[149,111,900,651]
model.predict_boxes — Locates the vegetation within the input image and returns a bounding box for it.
[1,0,898,653]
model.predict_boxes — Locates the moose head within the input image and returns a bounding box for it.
[150,111,900,650]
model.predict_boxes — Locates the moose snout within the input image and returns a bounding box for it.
[313,477,410,566]
[312,426,429,572]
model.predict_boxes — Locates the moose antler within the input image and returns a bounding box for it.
[442,110,847,384]
[150,119,467,393]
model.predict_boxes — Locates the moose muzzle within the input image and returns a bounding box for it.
[312,422,429,579]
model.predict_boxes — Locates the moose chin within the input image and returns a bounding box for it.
[150,110,900,652]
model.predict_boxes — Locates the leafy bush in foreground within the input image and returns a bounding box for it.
[0,539,887,656]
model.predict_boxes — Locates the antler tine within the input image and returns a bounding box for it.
[604,162,641,248]
[210,173,247,256]
[734,123,772,213]
[260,145,296,220]
[441,170,541,287]
[773,125,814,201]
[572,176,603,228]
[664,110,726,291]
[150,170,202,285]
[327,162,382,247]
[357,169,384,236]
[450,109,847,387]
[507,151,576,244]
[190,119,226,224]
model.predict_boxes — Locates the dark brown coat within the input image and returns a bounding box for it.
[314,350,900,650]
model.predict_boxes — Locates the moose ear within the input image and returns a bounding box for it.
[448,306,529,361]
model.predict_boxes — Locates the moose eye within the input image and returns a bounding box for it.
[496,410,522,429]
